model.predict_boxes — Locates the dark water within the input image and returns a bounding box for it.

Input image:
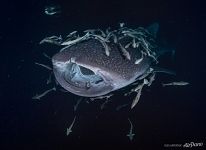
[1,0,206,149]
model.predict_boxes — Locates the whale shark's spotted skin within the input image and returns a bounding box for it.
[39,23,172,108]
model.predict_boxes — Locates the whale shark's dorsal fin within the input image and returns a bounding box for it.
[147,22,159,38]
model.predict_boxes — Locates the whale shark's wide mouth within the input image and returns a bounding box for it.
[52,59,115,97]
[63,62,104,89]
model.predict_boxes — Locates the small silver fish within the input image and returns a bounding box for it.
[127,118,135,141]
[61,33,90,46]
[134,50,144,65]
[67,31,77,37]
[130,82,145,109]
[125,42,132,49]
[66,116,76,136]
[120,22,125,28]
[44,5,61,16]
[46,73,52,84]
[92,35,110,56]
[119,43,131,60]
[32,87,56,100]
[84,29,106,37]
[132,38,136,48]
[40,35,62,45]
[90,94,113,101]
[162,81,189,87]
[116,104,128,111]
[74,98,83,111]
[35,62,52,70]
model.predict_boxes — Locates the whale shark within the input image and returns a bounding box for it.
[40,23,174,108]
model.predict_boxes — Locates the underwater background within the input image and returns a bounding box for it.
[0,0,206,149]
